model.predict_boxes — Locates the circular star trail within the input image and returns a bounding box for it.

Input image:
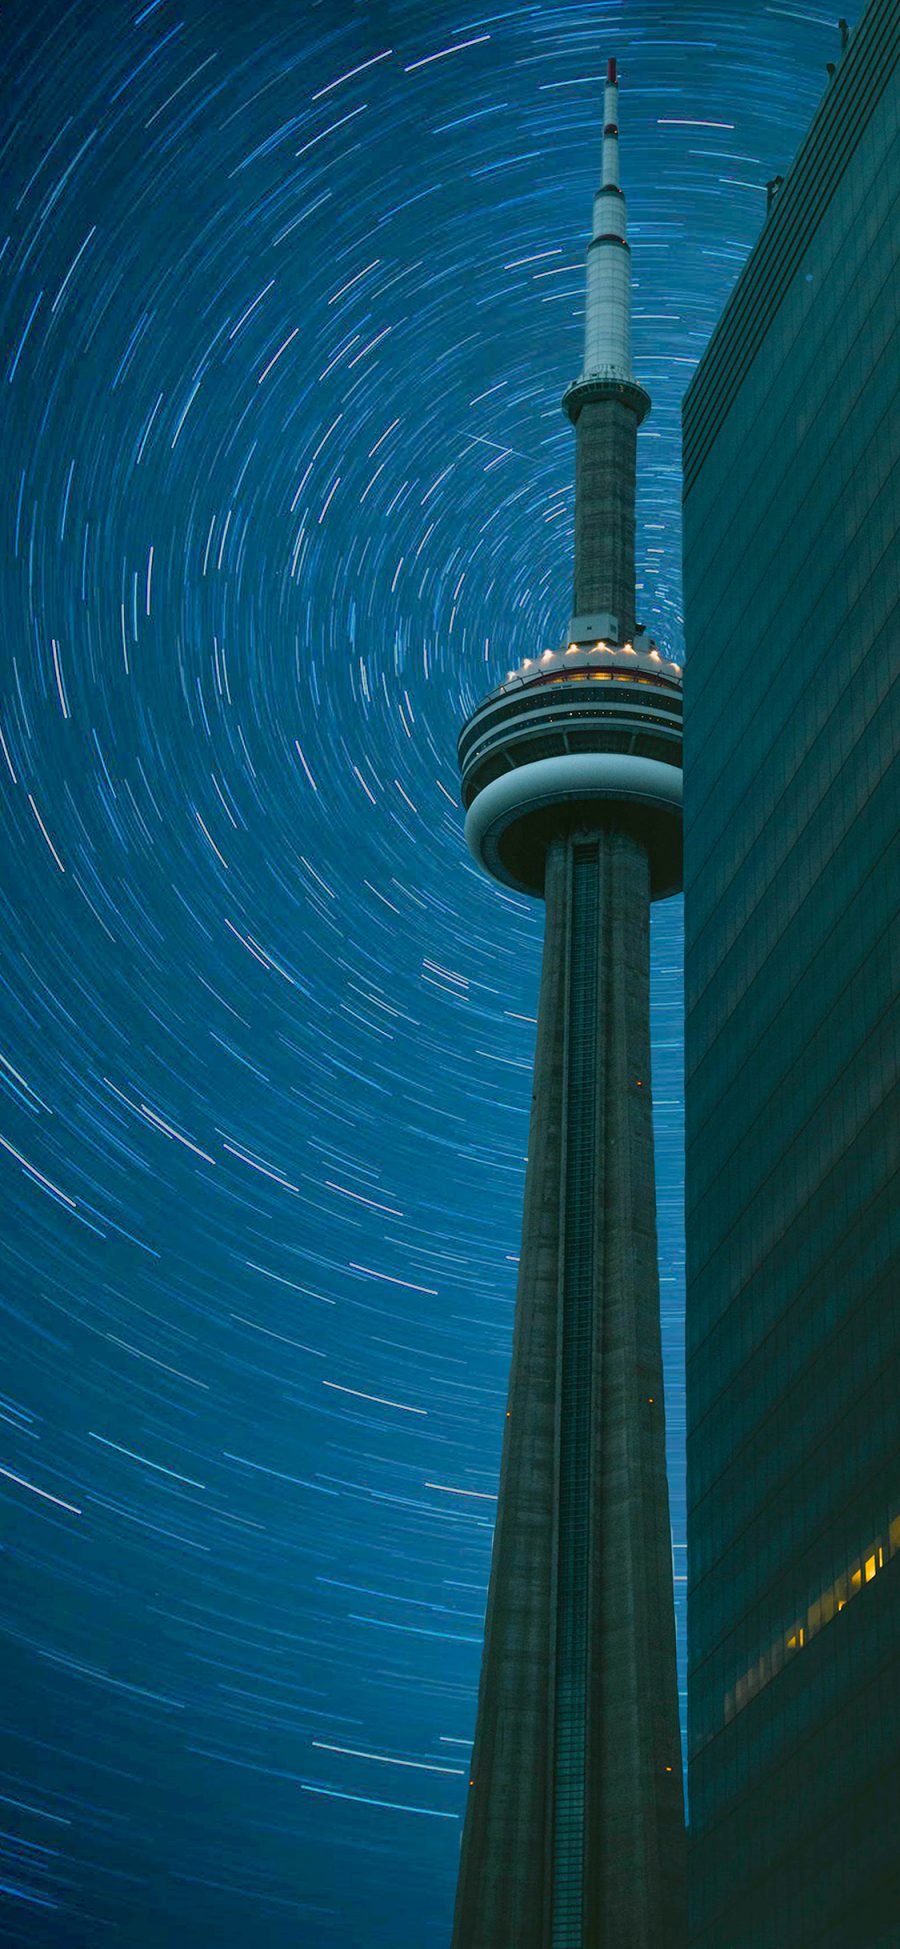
[0,2,848,1942]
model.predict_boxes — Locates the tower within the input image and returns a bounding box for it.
[452,61,686,1948]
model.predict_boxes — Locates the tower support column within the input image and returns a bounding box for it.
[451,829,685,1949]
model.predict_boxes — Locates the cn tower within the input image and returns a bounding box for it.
[452,61,686,1949]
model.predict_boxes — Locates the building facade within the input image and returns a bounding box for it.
[452,63,686,1949]
[683,2,900,1943]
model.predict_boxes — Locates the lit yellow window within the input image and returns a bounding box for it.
[722,1505,900,1733]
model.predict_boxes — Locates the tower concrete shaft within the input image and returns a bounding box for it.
[450,833,685,1948]
[572,396,639,639]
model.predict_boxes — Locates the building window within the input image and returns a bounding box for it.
[721,1505,900,1730]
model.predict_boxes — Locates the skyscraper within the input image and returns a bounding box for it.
[452,62,685,1949]
[682,1,900,1943]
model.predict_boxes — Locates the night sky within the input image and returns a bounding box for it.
[0,2,852,1942]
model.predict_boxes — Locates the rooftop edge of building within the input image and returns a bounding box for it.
[682,0,900,496]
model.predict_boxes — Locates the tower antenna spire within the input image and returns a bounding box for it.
[578,55,638,394]
[561,54,651,647]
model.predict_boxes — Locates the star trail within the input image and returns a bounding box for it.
[0,2,849,1942]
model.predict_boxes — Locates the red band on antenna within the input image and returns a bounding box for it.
[607,57,617,85]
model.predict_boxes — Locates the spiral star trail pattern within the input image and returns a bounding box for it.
[0,1,848,1942]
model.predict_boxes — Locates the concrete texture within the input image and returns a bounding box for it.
[451,829,685,1948]
[572,400,639,640]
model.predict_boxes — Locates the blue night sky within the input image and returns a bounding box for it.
[0,2,854,1942]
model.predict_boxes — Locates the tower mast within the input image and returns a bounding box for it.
[452,59,685,1949]
[564,55,651,646]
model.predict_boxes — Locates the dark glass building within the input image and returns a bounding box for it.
[682,1,900,1943]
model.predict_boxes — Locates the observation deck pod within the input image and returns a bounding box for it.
[459,637,683,901]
